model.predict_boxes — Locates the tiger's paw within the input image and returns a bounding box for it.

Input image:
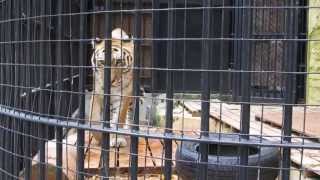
[110,136,127,148]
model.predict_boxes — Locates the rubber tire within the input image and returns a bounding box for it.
[175,134,279,180]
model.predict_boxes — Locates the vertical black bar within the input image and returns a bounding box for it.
[198,0,212,179]
[238,1,251,180]
[5,0,13,177]
[39,0,47,179]
[31,1,37,179]
[130,0,141,180]
[151,0,159,91]
[281,0,298,179]
[23,0,32,179]
[0,1,4,177]
[0,3,4,178]
[232,1,241,101]
[18,0,24,176]
[100,0,112,179]
[13,0,21,177]
[165,0,175,179]
[219,0,226,96]
[2,1,9,177]
[77,0,87,179]
[8,2,13,177]
[55,0,63,179]
[239,1,252,143]
[233,0,242,114]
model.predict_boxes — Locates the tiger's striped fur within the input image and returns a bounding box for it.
[90,28,134,147]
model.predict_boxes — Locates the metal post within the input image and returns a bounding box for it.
[0,1,8,179]
[13,0,21,177]
[281,0,298,179]
[77,0,88,179]
[198,0,212,179]
[4,1,13,178]
[130,0,141,179]
[165,0,175,179]
[232,0,241,102]
[55,0,63,179]
[23,0,32,179]
[100,0,112,179]
[238,1,252,180]
[39,0,47,178]
[0,1,4,179]
[151,0,159,91]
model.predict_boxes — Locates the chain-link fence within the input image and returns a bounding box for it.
[0,0,319,180]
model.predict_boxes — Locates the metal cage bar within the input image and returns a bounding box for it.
[77,0,88,179]
[281,0,299,179]
[130,0,142,179]
[198,0,212,179]
[55,0,63,179]
[0,1,319,180]
[239,0,252,180]
[38,0,48,179]
[100,0,112,179]
[23,1,32,179]
[164,0,175,179]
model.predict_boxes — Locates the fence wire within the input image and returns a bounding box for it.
[0,0,319,180]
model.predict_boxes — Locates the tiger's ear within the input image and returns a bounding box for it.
[91,37,102,49]
[112,28,129,40]
[126,33,133,42]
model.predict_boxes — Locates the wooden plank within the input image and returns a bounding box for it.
[255,109,320,139]
[85,138,177,171]
[21,133,177,179]
[181,101,320,176]
[181,101,201,117]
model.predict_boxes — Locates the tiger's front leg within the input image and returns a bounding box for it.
[109,95,132,147]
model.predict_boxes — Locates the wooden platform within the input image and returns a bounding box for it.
[20,133,177,180]
[85,138,177,176]
[181,101,320,176]
[255,109,320,138]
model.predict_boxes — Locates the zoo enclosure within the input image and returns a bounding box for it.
[0,0,319,180]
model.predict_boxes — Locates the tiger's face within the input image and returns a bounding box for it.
[91,28,134,87]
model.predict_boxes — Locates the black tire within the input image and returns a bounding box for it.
[175,134,280,180]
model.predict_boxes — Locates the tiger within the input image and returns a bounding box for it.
[89,28,134,147]
[19,29,135,179]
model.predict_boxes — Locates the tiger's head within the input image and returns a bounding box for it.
[91,28,134,87]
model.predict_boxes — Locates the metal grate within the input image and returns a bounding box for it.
[0,0,319,180]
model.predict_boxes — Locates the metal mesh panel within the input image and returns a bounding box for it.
[0,0,319,180]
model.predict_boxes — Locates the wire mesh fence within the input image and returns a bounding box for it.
[0,0,320,180]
